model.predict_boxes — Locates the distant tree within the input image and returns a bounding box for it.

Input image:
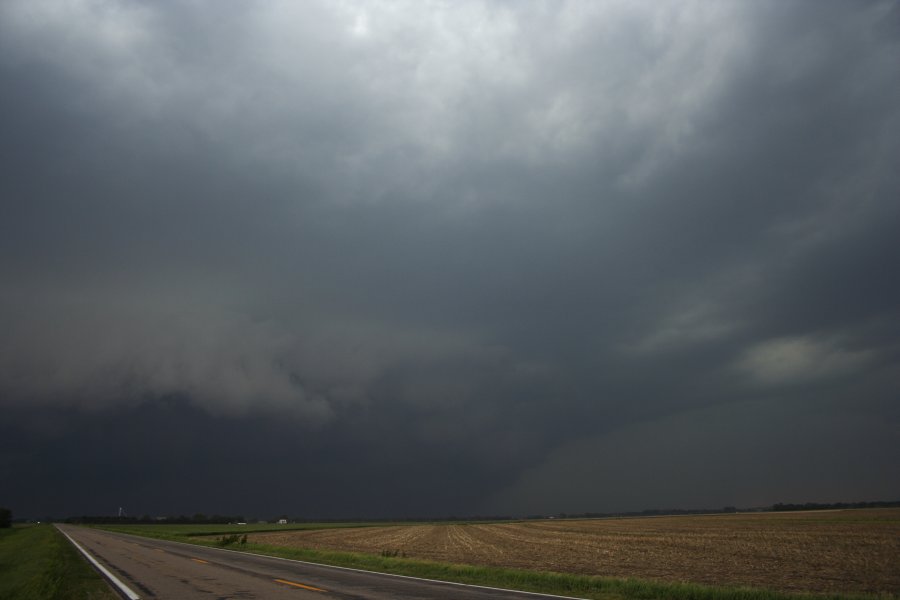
[0,507,11,528]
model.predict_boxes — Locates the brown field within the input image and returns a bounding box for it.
[248,509,900,595]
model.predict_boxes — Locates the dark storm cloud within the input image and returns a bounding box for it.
[1,0,898,518]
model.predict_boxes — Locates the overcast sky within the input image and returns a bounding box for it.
[2,0,899,520]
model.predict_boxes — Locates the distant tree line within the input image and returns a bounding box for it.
[0,507,11,528]
[270,507,745,523]
[66,513,246,525]
[59,500,900,525]
[771,500,900,512]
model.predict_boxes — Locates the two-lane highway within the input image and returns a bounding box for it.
[57,525,583,599]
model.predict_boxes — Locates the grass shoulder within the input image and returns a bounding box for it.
[0,524,118,600]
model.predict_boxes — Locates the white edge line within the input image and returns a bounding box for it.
[56,526,141,600]
[103,528,588,600]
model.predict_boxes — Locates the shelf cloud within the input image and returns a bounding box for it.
[1,0,898,518]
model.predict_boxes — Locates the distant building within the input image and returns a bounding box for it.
[278,518,288,525]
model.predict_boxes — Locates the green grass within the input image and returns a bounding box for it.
[93,519,517,538]
[94,520,404,537]
[93,523,896,600]
[0,524,117,600]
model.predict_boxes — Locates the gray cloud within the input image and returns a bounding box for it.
[1,0,898,517]
[485,395,900,515]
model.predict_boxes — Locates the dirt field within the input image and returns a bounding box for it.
[248,509,900,595]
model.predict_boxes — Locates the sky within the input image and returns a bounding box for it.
[1,0,899,520]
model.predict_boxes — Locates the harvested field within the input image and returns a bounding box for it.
[248,509,900,595]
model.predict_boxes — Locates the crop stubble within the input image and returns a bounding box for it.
[249,509,900,595]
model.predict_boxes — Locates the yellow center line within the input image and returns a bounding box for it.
[274,578,327,592]
[191,558,209,564]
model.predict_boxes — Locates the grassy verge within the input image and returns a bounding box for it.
[0,524,118,600]
[93,524,895,600]
[93,520,406,538]
[93,519,517,538]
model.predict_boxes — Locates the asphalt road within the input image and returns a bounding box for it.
[57,525,582,599]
